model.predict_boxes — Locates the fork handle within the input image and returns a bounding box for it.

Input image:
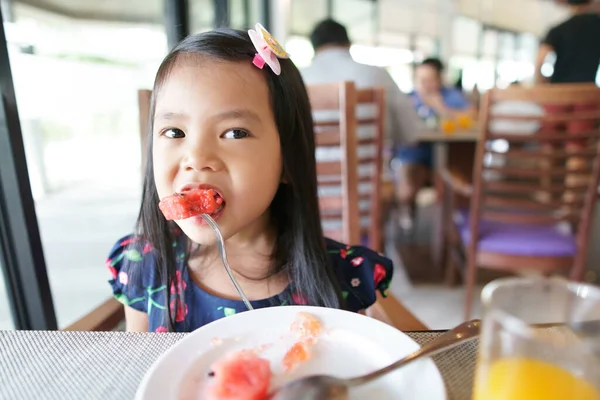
[201,214,254,311]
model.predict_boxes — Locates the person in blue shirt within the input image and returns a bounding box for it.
[393,58,471,229]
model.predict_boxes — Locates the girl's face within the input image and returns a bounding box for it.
[152,58,283,245]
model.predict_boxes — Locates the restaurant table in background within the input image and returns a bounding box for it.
[418,129,480,275]
[0,330,477,400]
[378,129,479,283]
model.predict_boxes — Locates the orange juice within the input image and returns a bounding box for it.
[456,113,473,129]
[440,119,456,135]
[474,357,600,400]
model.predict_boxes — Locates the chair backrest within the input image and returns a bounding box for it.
[306,81,361,245]
[138,89,152,173]
[471,83,600,277]
[355,87,385,251]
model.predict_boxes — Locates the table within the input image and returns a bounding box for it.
[0,330,478,400]
[418,129,480,273]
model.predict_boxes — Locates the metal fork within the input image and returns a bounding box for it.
[201,213,254,311]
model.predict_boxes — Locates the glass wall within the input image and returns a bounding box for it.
[333,0,376,45]
[5,2,166,327]
[0,265,13,329]
[290,0,327,38]
[448,15,542,93]
[190,0,215,33]
[448,16,481,91]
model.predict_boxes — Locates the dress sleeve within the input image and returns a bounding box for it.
[106,235,153,313]
[327,239,394,313]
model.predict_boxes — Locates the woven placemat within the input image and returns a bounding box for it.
[0,330,476,400]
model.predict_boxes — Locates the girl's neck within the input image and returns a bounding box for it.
[186,217,288,301]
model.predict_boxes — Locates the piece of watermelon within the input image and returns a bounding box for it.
[282,341,310,372]
[283,313,322,372]
[205,350,272,400]
[290,312,321,339]
[158,189,224,220]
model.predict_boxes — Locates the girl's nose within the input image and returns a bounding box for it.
[181,137,223,172]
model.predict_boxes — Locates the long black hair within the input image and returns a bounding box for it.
[136,28,343,330]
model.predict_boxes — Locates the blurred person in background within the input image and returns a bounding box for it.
[535,0,600,85]
[301,19,424,230]
[535,0,600,203]
[301,19,421,149]
[393,58,471,229]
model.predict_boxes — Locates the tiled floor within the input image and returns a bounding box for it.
[391,281,483,330]
[385,191,484,330]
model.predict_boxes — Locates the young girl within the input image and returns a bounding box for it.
[106,25,394,332]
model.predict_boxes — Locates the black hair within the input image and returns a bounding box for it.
[135,28,343,330]
[309,19,351,50]
[567,0,592,4]
[419,58,444,76]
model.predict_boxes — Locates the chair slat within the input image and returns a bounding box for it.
[490,111,600,122]
[481,210,577,224]
[316,161,342,176]
[484,181,589,194]
[489,131,600,142]
[484,165,592,178]
[485,196,584,211]
[491,148,598,159]
[489,83,600,104]
[319,196,344,212]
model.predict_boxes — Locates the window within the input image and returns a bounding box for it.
[6,2,165,327]
[452,16,481,56]
[333,0,376,44]
[190,0,215,33]
[285,36,314,68]
[291,0,328,36]
[414,35,437,63]
[482,30,498,58]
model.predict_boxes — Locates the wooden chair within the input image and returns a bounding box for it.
[138,89,152,173]
[444,84,600,319]
[307,82,427,330]
[307,81,361,245]
[63,298,124,331]
[306,83,386,250]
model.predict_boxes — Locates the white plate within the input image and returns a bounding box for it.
[136,306,446,400]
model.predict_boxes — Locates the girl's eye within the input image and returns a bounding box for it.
[222,129,250,139]
[163,128,186,139]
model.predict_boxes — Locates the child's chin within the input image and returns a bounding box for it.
[176,220,220,246]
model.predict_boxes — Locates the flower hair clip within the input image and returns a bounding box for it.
[248,23,289,75]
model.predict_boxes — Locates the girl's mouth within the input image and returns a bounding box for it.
[190,199,226,225]
[159,187,226,221]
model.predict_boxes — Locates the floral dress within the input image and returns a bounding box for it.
[106,235,393,332]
